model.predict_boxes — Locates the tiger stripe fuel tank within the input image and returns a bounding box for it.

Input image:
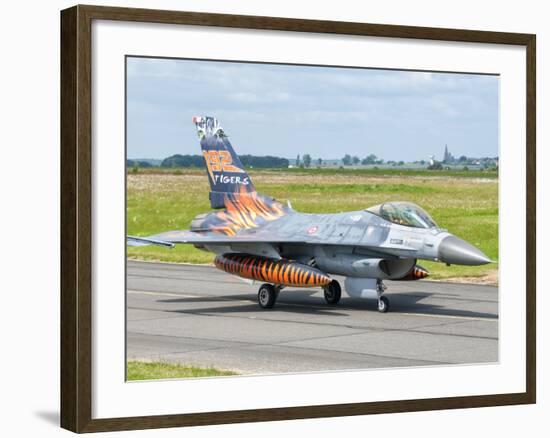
[214,254,331,287]
[397,264,430,281]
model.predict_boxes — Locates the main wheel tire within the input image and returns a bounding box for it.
[258,284,277,309]
[377,296,390,313]
[324,280,341,305]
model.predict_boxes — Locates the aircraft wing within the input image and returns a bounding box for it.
[127,230,308,248]
[127,230,417,260]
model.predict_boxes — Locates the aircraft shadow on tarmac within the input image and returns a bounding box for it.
[156,289,497,319]
[158,290,350,317]
[382,292,498,319]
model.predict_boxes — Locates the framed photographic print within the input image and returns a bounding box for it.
[60,4,536,433]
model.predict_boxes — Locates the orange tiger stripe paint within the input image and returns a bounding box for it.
[272,263,281,283]
[284,265,291,284]
[210,185,288,236]
[397,264,429,281]
[214,254,331,287]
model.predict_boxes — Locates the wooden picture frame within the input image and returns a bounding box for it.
[60,4,536,433]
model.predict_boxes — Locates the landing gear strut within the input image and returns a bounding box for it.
[323,280,341,305]
[258,283,279,309]
[376,280,390,313]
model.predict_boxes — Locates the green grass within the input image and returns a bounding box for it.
[127,169,498,280]
[127,361,238,381]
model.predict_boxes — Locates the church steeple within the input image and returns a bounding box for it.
[443,144,451,163]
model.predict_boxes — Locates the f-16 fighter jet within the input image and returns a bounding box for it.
[128,116,491,312]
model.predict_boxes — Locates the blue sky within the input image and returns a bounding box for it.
[127,57,498,162]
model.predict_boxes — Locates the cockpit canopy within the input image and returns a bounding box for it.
[367,202,438,229]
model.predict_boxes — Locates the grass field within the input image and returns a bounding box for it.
[127,360,237,381]
[127,168,498,281]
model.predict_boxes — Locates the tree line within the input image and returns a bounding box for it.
[294,153,386,168]
[341,154,385,166]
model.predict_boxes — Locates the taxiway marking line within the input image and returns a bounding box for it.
[397,312,495,322]
[127,290,252,304]
[128,290,199,298]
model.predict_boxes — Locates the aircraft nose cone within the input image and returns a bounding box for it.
[438,235,491,266]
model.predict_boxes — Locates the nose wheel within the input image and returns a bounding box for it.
[377,280,390,313]
[377,296,390,313]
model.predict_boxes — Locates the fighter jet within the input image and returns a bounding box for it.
[128,116,491,312]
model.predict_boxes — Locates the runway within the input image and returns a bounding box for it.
[127,260,498,374]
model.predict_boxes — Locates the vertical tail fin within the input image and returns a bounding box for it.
[193,116,255,208]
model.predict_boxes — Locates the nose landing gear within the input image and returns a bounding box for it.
[376,280,390,313]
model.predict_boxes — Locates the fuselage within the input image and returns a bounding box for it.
[191,202,489,281]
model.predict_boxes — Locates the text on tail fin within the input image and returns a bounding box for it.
[193,116,255,208]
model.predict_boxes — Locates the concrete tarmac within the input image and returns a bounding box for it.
[127,260,498,374]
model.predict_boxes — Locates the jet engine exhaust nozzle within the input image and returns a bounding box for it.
[438,235,491,266]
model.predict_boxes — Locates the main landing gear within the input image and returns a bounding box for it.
[323,280,342,305]
[257,281,343,309]
[258,283,281,309]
